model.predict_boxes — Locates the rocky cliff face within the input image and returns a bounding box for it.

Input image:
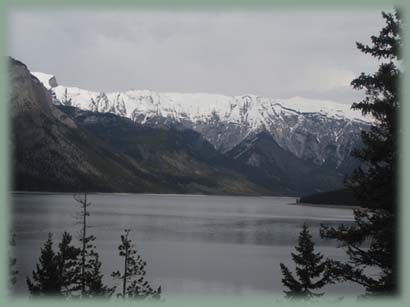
[10,58,103,190]
[31,72,370,173]
[9,57,170,192]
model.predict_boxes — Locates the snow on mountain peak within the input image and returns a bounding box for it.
[29,70,371,168]
[31,72,58,90]
[30,70,371,125]
[277,96,368,122]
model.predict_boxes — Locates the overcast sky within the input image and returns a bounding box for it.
[9,8,389,104]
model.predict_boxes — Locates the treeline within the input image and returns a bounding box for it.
[299,188,360,206]
[9,193,161,300]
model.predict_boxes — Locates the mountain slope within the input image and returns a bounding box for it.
[58,106,270,195]
[57,106,347,196]
[12,61,366,195]
[10,58,164,192]
[226,132,344,195]
[32,72,370,172]
[10,57,269,194]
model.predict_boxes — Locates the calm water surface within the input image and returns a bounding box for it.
[11,193,361,297]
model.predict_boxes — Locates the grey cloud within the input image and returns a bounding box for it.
[9,8,389,104]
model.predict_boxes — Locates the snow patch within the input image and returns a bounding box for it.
[31,72,58,90]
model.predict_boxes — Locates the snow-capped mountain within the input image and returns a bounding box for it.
[31,72,371,170]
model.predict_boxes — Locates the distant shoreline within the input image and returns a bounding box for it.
[10,191,298,199]
[291,202,360,209]
[12,192,360,209]
[12,192,358,208]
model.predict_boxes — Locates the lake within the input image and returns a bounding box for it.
[10,193,362,298]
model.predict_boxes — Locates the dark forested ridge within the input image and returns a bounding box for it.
[299,188,360,206]
[56,106,270,195]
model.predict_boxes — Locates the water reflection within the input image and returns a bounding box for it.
[11,193,358,297]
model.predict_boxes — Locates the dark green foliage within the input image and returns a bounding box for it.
[83,253,115,298]
[280,224,330,300]
[56,232,82,296]
[74,193,115,298]
[27,233,60,296]
[9,234,18,288]
[112,229,161,299]
[300,188,360,206]
[27,232,81,297]
[349,11,400,213]
[321,11,400,296]
[321,209,395,294]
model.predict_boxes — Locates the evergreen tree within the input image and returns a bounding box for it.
[112,229,161,299]
[73,192,115,298]
[321,11,401,296]
[280,224,330,300]
[27,232,80,297]
[56,232,82,297]
[27,233,60,296]
[74,192,91,295]
[9,234,18,288]
[84,253,115,298]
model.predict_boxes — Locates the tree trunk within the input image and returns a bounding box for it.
[122,246,128,298]
[81,192,87,296]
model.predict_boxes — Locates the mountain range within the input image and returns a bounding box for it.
[10,57,371,195]
[33,71,370,171]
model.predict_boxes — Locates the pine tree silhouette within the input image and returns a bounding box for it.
[27,233,60,296]
[73,192,115,298]
[280,224,330,300]
[321,10,401,296]
[56,232,82,296]
[9,234,18,288]
[27,232,80,297]
[111,229,161,299]
[84,253,115,298]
